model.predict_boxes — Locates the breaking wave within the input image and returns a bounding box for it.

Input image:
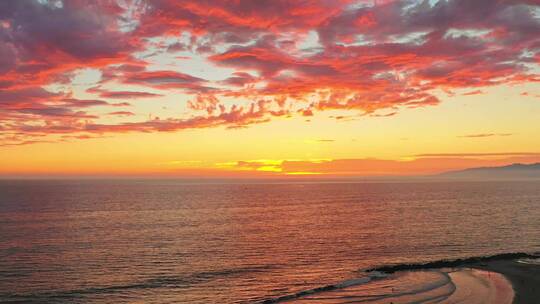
[258,252,534,304]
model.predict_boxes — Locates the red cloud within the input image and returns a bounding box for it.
[1,0,539,146]
[0,1,142,90]
[462,90,484,96]
[1,99,290,146]
[136,0,354,37]
[220,72,258,87]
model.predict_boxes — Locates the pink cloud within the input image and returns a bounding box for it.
[1,0,539,146]
[108,111,135,117]
[87,87,163,99]
[462,90,484,96]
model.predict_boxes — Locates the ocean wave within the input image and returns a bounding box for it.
[258,252,533,304]
[257,271,458,304]
[0,265,277,303]
[259,271,388,304]
[516,257,540,265]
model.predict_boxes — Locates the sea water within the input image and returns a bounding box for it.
[0,180,538,303]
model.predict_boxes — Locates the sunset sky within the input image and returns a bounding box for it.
[1,0,539,177]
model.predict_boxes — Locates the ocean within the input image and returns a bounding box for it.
[0,180,539,303]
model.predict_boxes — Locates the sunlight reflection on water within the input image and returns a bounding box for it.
[0,180,538,303]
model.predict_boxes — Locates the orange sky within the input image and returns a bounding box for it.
[1,1,539,177]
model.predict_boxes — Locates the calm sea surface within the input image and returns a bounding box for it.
[0,180,538,303]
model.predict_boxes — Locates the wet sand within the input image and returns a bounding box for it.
[258,253,539,303]
[474,259,540,304]
[361,252,540,304]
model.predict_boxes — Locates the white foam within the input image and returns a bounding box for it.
[516,258,540,265]
[279,268,514,303]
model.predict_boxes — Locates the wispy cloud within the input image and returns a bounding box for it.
[458,133,513,138]
[108,111,135,117]
[303,139,336,143]
[462,90,484,96]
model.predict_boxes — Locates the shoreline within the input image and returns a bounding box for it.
[259,253,539,303]
[364,252,539,304]
[474,259,540,304]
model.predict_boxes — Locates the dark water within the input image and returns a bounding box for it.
[0,180,538,303]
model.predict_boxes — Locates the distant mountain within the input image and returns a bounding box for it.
[439,163,540,180]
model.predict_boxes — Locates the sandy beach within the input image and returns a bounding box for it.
[475,259,540,304]
[342,252,540,304]
[258,253,539,303]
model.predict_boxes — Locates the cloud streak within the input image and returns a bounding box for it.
[458,133,513,138]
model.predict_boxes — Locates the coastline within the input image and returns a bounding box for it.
[474,259,540,304]
[258,253,539,303]
[365,252,540,304]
